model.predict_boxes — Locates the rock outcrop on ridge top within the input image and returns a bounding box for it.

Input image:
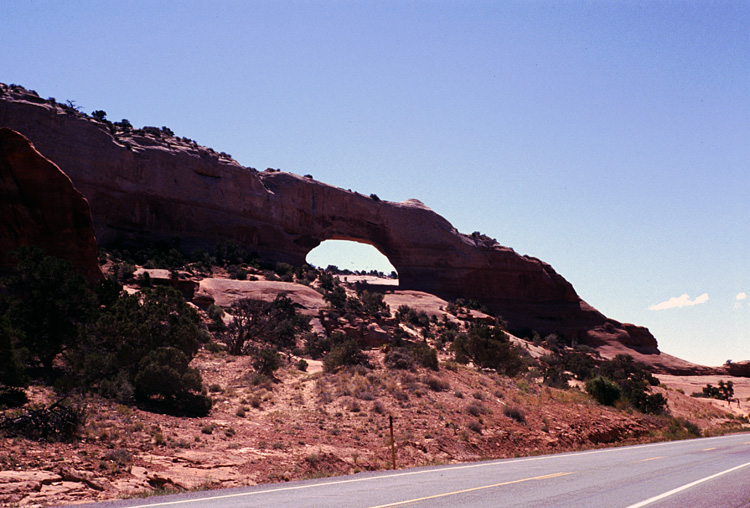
[0,127,102,282]
[0,84,657,351]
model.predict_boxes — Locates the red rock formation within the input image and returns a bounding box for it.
[0,84,656,350]
[725,361,750,377]
[0,127,102,282]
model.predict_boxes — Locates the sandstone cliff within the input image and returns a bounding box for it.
[0,127,101,282]
[0,84,656,352]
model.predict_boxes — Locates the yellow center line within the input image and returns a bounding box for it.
[368,472,574,508]
[702,448,717,451]
[636,456,663,462]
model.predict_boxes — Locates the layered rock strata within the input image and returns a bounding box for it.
[0,85,655,350]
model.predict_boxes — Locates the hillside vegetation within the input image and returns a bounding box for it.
[0,246,748,506]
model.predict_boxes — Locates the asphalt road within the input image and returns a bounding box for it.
[69,433,750,508]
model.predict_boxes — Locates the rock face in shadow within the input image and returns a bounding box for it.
[0,127,102,282]
[0,85,655,350]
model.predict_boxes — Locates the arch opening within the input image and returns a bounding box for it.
[306,239,398,286]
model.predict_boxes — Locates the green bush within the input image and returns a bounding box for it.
[323,333,368,372]
[424,376,449,392]
[664,417,701,440]
[585,376,622,406]
[304,332,332,359]
[451,325,527,376]
[411,342,439,371]
[2,248,95,374]
[593,355,666,414]
[251,346,281,376]
[134,347,211,416]
[74,286,209,415]
[384,347,415,371]
[0,316,27,389]
[359,290,389,317]
[503,405,525,423]
[701,380,734,401]
[223,294,310,355]
[91,110,107,122]
[323,286,347,310]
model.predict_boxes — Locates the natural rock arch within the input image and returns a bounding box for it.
[0,86,657,351]
[305,238,398,277]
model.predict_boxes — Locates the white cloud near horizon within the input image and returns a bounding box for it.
[737,292,747,301]
[649,293,709,311]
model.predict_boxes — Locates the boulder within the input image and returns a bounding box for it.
[726,361,750,377]
[0,127,101,282]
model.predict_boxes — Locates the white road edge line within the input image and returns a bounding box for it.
[623,460,750,508]
[117,434,747,508]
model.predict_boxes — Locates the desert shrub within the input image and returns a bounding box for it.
[136,271,152,287]
[304,332,332,359]
[467,420,482,433]
[384,347,415,371]
[632,391,668,415]
[91,109,107,121]
[213,241,250,267]
[585,376,622,406]
[592,355,666,414]
[317,271,337,292]
[561,350,596,380]
[0,316,27,389]
[541,355,571,389]
[251,346,281,377]
[451,325,528,376]
[0,398,85,442]
[503,405,525,423]
[134,347,212,416]
[701,380,734,401]
[396,305,430,328]
[73,286,210,415]
[372,400,385,414]
[223,294,310,355]
[229,266,248,280]
[466,402,488,417]
[1,248,96,374]
[323,286,347,310]
[115,262,136,282]
[359,290,390,318]
[424,376,449,392]
[274,262,293,276]
[664,417,701,440]
[323,333,368,372]
[411,342,439,371]
[297,359,308,372]
[98,372,134,403]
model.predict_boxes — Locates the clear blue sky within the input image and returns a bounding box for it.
[3,1,748,366]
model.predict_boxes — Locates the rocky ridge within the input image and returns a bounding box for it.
[0,83,666,359]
